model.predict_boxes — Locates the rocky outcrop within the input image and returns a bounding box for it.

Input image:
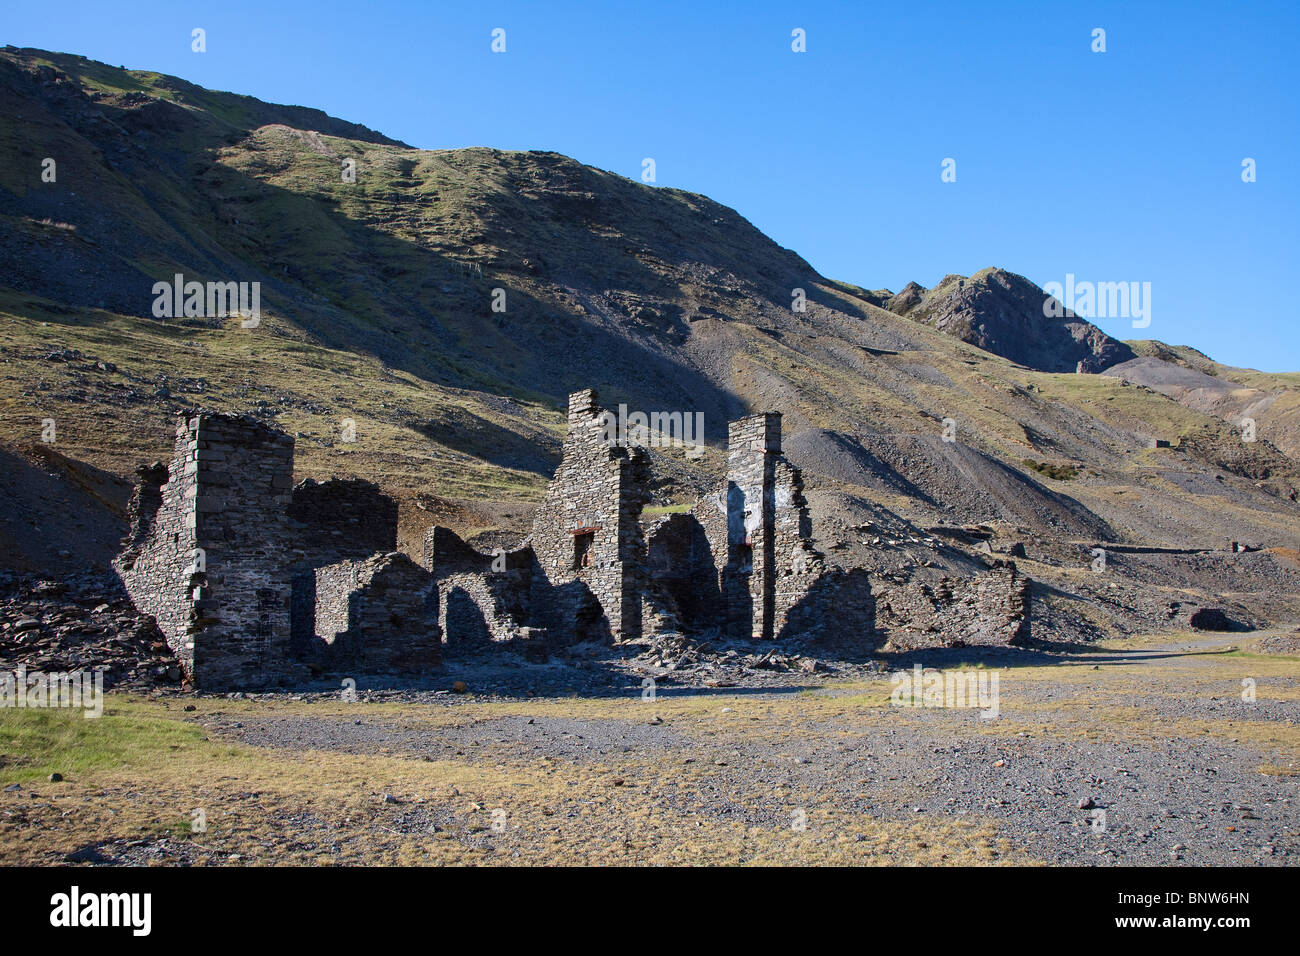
[886,268,1135,373]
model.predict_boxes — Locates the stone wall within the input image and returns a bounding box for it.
[779,568,876,645]
[288,477,397,557]
[307,553,441,672]
[288,477,400,657]
[720,414,781,639]
[526,389,650,643]
[689,413,866,644]
[421,390,657,649]
[117,412,439,689]
[115,449,197,673]
[186,414,298,689]
[874,563,1030,650]
[771,457,829,636]
[116,412,299,690]
[643,512,722,632]
[423,525,532,645]
[313,560,361,642]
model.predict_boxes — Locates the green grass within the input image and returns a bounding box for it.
[0,297,553,506]
[1022,458,1080,481]
[0,703,206,783]
[644,503,692,515]
[1217,647,1300,662]
[0,690,1024,865]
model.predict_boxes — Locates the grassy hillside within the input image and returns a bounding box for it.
[2,46,1299,568]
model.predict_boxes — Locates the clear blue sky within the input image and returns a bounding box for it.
[6,0,1298,370]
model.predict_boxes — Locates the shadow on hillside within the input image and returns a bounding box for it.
[4,106,752,453]
[0,441,131,573]
[412,408,560,478]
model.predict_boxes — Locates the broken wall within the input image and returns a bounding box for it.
[719,413,781,639]
[423,525,532,645]
[692,412,862,643]
[118,414,439,689]
[288,477,398,556]
[306,553,441,672]
[526,389,649,643]
[116,412,298,690]
[288,477,399,657]
[643,512,723,633]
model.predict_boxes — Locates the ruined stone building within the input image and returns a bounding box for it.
[114,392,1026,689]
[426,391,875,650]
[526,388,651,643]
[115,412,440,690]
[688,412,857,641]
[419,388,652,650]
[874,563,1029,649]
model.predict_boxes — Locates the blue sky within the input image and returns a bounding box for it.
[6,1,1298,369]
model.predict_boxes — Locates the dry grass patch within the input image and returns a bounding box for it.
[0,693,1032,866]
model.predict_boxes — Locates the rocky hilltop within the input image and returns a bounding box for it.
[883,268,1136,373]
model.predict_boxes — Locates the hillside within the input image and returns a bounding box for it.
[1113,342,1300,457]
[2,46,1300,638]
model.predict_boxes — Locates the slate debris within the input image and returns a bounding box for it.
[0,570,186,689]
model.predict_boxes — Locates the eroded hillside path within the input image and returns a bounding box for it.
[2,633,1296,865]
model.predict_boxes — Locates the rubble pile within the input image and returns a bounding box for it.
[0,572,185,688]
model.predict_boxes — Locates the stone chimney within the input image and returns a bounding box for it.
[568,388,598,425]
[723,412,783,639]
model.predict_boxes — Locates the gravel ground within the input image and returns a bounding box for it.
[160,631,1300,866]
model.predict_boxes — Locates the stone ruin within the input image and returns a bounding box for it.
[114,412,439,690]
[874,564,1029,650]
[426,390,877,651]
[113,391,1029,690]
